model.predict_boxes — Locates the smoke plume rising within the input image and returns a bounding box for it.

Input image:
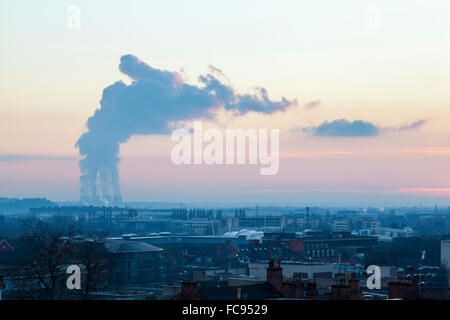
[76,55,297,205]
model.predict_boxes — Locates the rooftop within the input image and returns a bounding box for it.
[105,240,162,253]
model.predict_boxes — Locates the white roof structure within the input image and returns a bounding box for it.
[222,229,264,241]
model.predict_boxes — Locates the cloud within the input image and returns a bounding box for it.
[305,119,379,137]
[300,118,427,138]
[76,54,298,204]
[398,119,427,131]
[207,64,229,83]
[303,99,321,110]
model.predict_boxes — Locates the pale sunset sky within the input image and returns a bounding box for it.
[0,0,449,206]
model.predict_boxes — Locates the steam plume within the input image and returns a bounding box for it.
[76,54,297,205]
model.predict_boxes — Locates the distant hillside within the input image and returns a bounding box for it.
[0,197,57,213]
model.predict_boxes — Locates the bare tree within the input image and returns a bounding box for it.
[73,233,110,299]
[15,219,77,299]
[11,219,112,300]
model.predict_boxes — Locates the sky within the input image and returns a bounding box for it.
[0,0,449,206]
